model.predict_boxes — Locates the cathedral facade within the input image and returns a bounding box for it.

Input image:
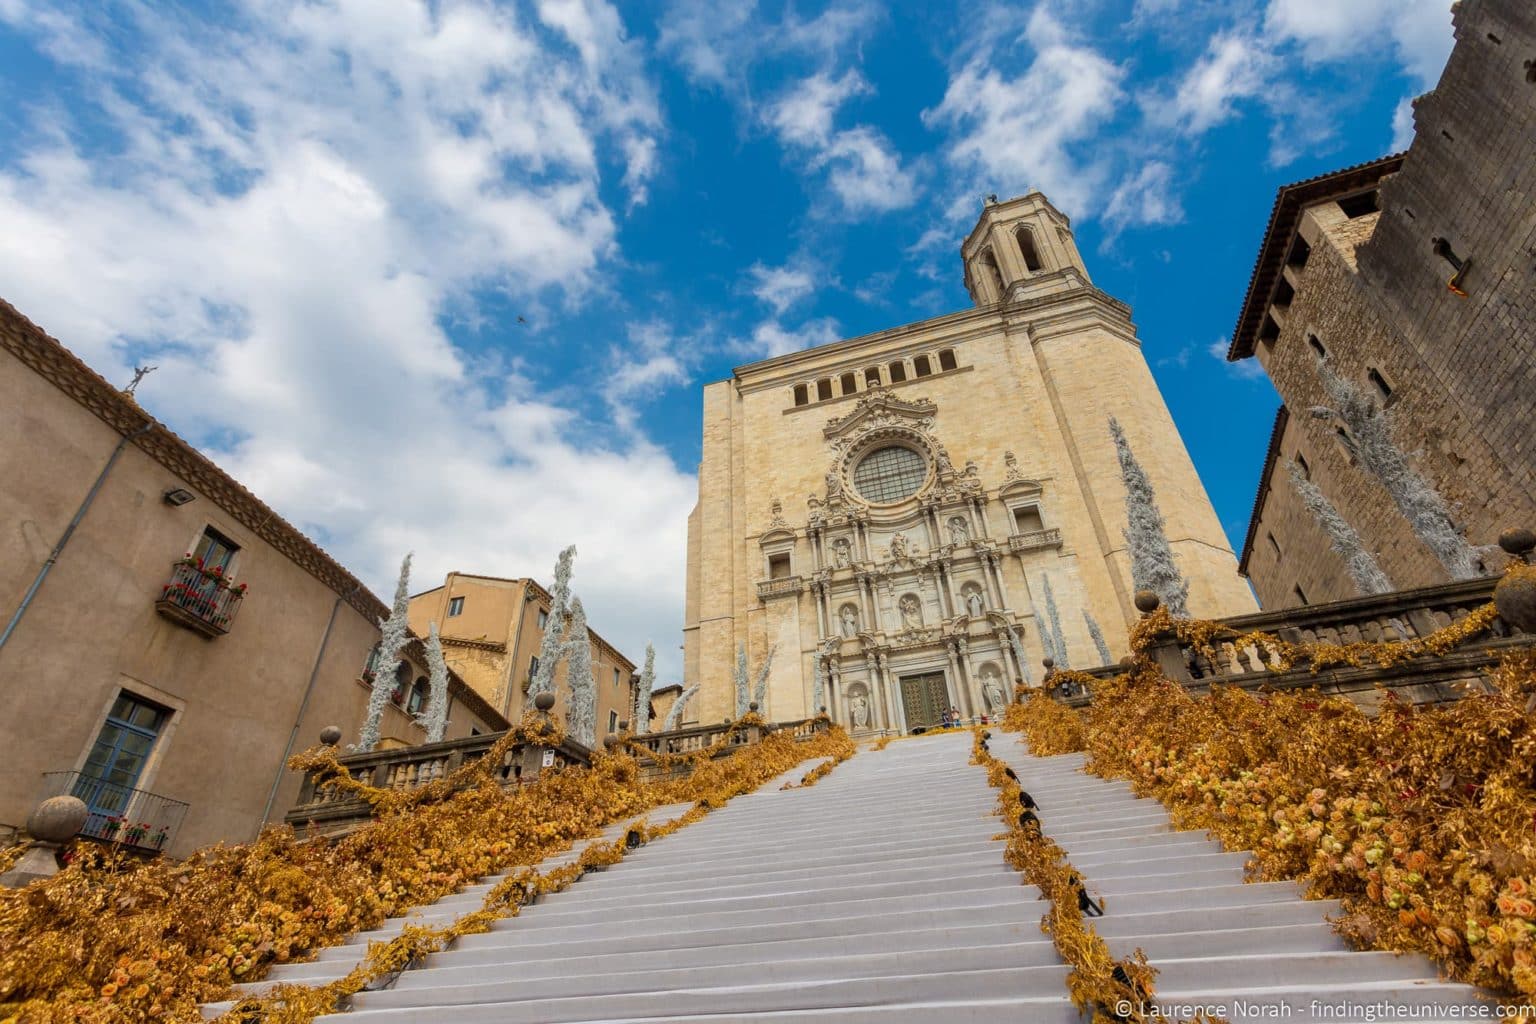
[683,193,1256,734]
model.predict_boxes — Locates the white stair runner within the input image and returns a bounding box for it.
[992,737,1492,1023]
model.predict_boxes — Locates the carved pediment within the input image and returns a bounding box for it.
[822,385,936,443]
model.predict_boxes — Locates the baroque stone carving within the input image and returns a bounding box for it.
[948,516,970,545]
[1004,450,1023,481]
[849,693,871,730]
[832,538,852,568]
[768,498,787,529]
[965,587,986,618]
[899,594,923,628]
[840,604,859,637]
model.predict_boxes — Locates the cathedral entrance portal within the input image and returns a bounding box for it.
[898,672,950,731]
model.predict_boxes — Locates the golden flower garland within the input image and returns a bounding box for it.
[970,729,1169,1023]
[0,724,853,1024]
[1002,617,1536,999]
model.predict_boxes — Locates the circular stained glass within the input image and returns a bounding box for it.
[852,446,928,503]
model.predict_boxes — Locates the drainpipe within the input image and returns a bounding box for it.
[258,585,357,834]
[0,422,154,659]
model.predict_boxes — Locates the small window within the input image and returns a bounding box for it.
[888,361,907,383]
[81,693,170,806]
[537,608,549,630]
[471,727,483,737]
[913,355,932,377]
[1334,427,1356,462]
[391,661,412,703]
[816,379,833,401]
[938,349,957,371]
[1293,584,1309,606]
[448,596,465,617]
[793,383,809,406]
[839,372,857,395]
[528,654,540,681]
[407,677,430,715]
[1338,191,1378,219]
[613,667,621,688]
[975,247,1004,299]
[1013,506,1045,534]
[192,527,239,572]
[1307,334,1327,360]
[1015,225,1044,272]
[1267,533,1281,558]
[608,710,619,733]
[1271,277,1295,308]
[1367,367,1393,403]
[1295,453,1311,479]
[768,553,792,579]
[864,367,881,387]
[1258,313,1281,348]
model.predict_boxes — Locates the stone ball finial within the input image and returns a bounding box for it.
[1042,657,1055,670]
[319,725,342,746]
[1499,528,1536,562]
[1495,567,1536,634]
[1119,656,1135,667]
[618,720,629,732]
[819,705,828,713]
[534,692,556,713]
[1133,590,1161,614]
[27,796,88,844]
[603,734,621,750]
[748,702,759,713]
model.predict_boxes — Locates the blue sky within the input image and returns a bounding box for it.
[0,0,1454,680]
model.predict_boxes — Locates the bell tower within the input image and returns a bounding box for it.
[961,192,1092,306]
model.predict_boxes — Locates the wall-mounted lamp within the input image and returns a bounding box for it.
[163,487,196,507]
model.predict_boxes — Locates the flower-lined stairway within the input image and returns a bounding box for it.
[991,737,1489,1021]
[311,732,1083,1024]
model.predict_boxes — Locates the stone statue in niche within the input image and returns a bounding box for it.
[840,605,859,637]
[889,533,909,560]
[948,516,969,545]
[965,588,986,618]
[832,538,851,568]
[982,671,1006,713]
[825,470,843,497]
[850,693,870,730]
[899,594,923,628]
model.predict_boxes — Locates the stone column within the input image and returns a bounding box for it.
[946,639,974,721]
[972,497,991,538]
[987,551,1013,609]
[997,628,1022,685]
[810,526,824,572]
[811,580,828,638]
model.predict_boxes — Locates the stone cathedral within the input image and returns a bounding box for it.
[683,192,1256,734]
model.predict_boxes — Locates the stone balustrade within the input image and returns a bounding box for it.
[1050,573,1530,710]
[756,575,806,601]
[285,715,829,835]
[1007,528,1063,554]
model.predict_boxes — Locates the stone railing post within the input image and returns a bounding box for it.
[1134,590,1195,686]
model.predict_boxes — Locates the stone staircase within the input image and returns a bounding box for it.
[991,736,1491,1022]
[319,732,1080,1023]
[216,731,1498,1023]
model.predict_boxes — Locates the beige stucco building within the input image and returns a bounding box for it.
[683,193,1256,735]
[1231,0,1536,609]
[408,573,639,739]
[0,300,506,859]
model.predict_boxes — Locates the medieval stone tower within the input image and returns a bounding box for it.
[682,192,1256,733]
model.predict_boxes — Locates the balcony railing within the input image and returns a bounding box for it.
[757,575,805,601]
[40,771,188,854]
[155,561,245,638]
[1054,576,1529,708]
[1008,528,1063,554]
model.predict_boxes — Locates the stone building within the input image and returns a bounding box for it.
[407,572,639,739]
[0,300,507,858]
[1230,0,1536,609]
[683,192,1256,734]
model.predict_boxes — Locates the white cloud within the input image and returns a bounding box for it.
[1390,95,1417,152]
[1102,161,1184,235]
[924,6,1125,218]
[749,318,843,359]
[1160,31,1276,134]
[766,70,870,147]
[0,0,695,679]
[1264,0,1453,88]
[1208,338,1266,379]
[657,0,880,91]
[748,262,818,315]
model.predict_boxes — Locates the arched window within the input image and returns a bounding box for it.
[864,367,881,387]
[888,361,907,383]
[816,379,833,401]
[1015,226,1043,272]
[390,661,412,705]
[976,247,1004,300]
[913,355,931,377]
[840,371,857,395]
[407,676,430,716]
[793,383,809,406]
[938,349,957,371]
